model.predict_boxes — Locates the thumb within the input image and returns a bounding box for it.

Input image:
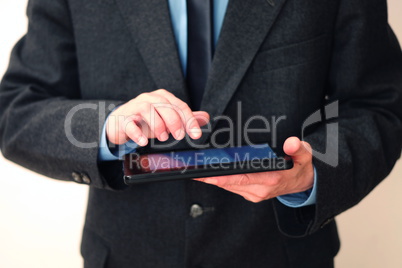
[283,137,312,164]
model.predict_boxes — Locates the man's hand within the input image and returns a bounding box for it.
[195,137,314,203]
[106,89,210,146]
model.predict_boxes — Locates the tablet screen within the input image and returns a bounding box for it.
[127,144,277,174]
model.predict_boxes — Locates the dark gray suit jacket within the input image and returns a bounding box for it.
[1,0,401,267]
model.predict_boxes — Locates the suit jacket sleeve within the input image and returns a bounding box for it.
[272,0,402,237]
[0,0,123,190]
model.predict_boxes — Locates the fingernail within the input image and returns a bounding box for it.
[159,131,169,141]
[189,127,202,139]
[138,135,148,146]
[175,129,185,140]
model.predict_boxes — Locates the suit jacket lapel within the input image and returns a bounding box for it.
[115,0,287,146]
[114,0,189,103]
[196,0,288,144]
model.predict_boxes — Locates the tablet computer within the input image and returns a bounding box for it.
[123,143,293,184]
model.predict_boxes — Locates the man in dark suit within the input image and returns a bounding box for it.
[0,0,401,267]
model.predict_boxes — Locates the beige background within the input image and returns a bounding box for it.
[0,0,401,267]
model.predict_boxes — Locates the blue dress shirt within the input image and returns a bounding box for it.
[98,0,317,208]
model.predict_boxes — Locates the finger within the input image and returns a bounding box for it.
[196,174,252,187]
[135,120,157,139]
[108,113,144,145]
[194,177,256,198]
[150,91,191,140]
[192,111,210,127]
[124,120,148,147]
[227,172,281,187]
[153,103,186,140]
[136,102,169,142]
[106,107,133,145]
[137,94,177,140]
[194,177,219,185]
[195,176,272,202]
[106,114,127,145]
[283,137,313,164]
[156,89,203,139]
[225,188,267,203]
[223,183,277,199]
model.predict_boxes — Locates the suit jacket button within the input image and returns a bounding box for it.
[190,204,203,218]
[72,172,83,183]
[81,173,91,184]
